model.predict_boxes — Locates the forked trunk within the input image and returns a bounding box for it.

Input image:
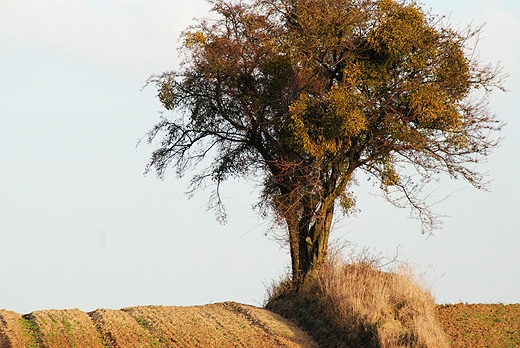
[289,199,335,288]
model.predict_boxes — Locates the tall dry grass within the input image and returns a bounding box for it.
[265,253,450,348]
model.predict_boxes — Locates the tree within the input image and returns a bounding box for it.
[144,0,504,287]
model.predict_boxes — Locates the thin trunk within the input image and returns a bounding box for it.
[287,218,301,285]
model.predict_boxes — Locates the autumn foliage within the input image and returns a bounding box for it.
[145,0,504,285]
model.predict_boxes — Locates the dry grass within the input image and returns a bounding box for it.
[265,254,450,348]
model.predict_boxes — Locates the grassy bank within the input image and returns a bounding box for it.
[266,255,449,348]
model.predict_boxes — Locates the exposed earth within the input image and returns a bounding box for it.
[1,302,519,347]
[0,302,316,348]
[436,303,520,348]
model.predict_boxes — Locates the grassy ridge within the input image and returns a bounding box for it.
[266,257,450,348]
[265,255,520,347]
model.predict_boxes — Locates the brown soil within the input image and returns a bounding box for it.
[437,303,520,348]
[2,302,519,347]
[0,302,317,348]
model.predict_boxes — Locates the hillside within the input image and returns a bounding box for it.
[1,303,519,347]
[0,302,316,348]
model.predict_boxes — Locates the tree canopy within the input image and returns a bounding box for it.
[145,0,504,286]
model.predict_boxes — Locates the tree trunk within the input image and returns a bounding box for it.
[279,167,351,288]
[287,218,301,286]
[290,197,335,288]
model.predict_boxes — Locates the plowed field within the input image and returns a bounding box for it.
[0,302,316,348]
[437,303,520,348]
[1,302,519,347]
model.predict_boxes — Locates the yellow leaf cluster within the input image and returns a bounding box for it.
[409,85,462,131]
[324,86,367,138]
[184,31,207,49]
[380,159,399,188]
[369,0,429,59]
[287,86,367,158]
[157,76,177,110]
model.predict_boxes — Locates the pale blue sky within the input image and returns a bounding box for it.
[1,0,518,314]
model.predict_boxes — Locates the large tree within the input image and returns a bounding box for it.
[144,0,504,286]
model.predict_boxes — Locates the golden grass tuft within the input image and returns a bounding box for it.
[266,254,450,348]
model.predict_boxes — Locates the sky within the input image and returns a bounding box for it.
[0,0,519,314]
